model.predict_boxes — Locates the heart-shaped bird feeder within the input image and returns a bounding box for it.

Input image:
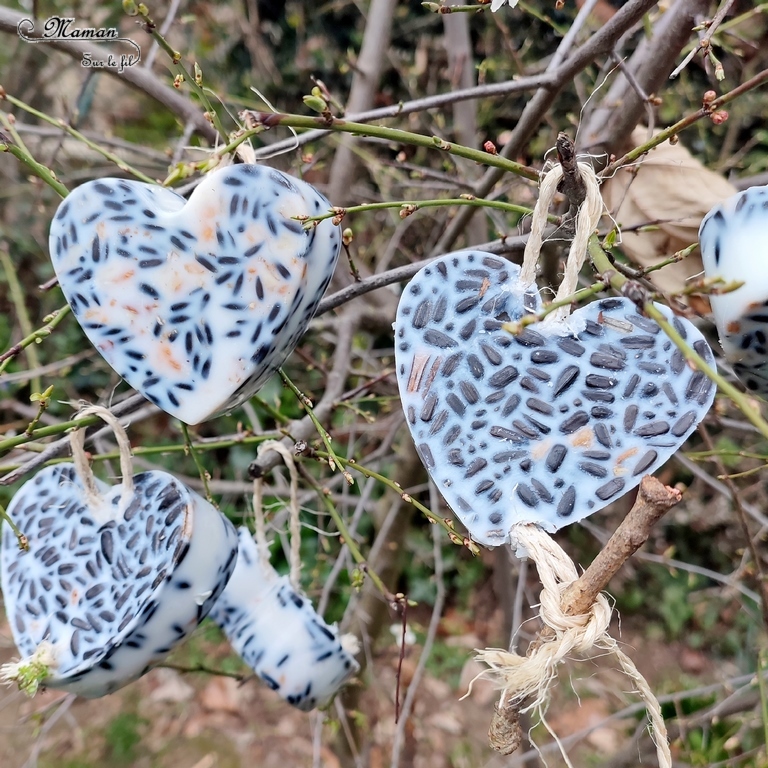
[209,442,359,710]
[699,184,768,394]
[1,407,239,697]
[49,164,341,424]
[395,158,712,768]
[394,249,716,546]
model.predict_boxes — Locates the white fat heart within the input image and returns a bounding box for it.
[395,250,716,547]
[699,184,768,394]
[49,164,341,424]
[1,464,238,697]
[210,528,359,711]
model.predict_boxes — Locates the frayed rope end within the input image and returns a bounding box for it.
[1,640,58,696]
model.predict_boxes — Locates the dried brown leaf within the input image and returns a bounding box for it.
[602,128,737,295]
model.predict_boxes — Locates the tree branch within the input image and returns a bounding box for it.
[249,75,555,161]
[560,477,681,614]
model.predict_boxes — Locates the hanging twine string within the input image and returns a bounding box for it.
[69,405,135,517]
[473,524,671,768]
[519,161,604,324]
[252,440,303,589]
[251,471,272,572]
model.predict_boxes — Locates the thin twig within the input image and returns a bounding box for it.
[0,123,69,197]
[246,312,357,478]
[588,236,768,442]
[609,51,656,136]
[314,233,539,316]
[0,306,71,376]
[248,78,556,161]
[4,92,157,183]
[13,123,168,162]
[133,5,229,143]
[236,111,539,181]
[279,369,353,484]
[302,196,539,225]
[180,422,213,503]
[142,0,183,71]
[0,246,41,394]
[0,394,150,485]
[600,67,768,177]
[669,0,738,79]
[391,489,446,767]
[296,463,390,601]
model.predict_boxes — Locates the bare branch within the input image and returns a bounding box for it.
[669,0,738,79]
[249,76,555,162]
[246,310,358,478]
[560,476,681,614]
[0,394,152,486]
[314,231,536,316]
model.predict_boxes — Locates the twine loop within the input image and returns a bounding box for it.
[69,405,134,519]
[252,440,302,588]
[519,161,605,324]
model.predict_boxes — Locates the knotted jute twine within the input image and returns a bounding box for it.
[519,160,605,325]
[471,162,672,768]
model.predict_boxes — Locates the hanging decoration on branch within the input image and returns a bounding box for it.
[48,164,341,424]
[210,441,360,711]
[0,406,239,698]
[699,184,768,395]
[394,147,718,767]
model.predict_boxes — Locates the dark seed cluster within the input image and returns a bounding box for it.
[699,184,768,395]
[210,528,359,711]
[49,164,341,425]
[395,250,717,547]
[0,464,238,698]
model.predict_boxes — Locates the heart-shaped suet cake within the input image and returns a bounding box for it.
[49,164,341,424]
[210,528,359,711]
[699,185,768,394]
[395,250,716,547]
[1,464,239,697]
